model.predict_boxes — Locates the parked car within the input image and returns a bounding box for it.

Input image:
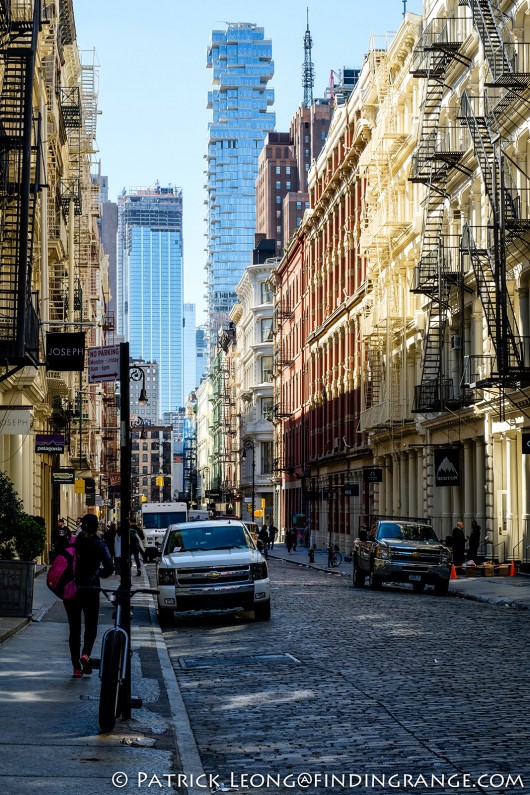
[156,519,271,625]
[352,518,452,595]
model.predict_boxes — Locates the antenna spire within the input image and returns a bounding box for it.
[302,7,314,109]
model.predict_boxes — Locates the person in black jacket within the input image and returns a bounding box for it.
[63,514,113,678]
[452,521,466,567]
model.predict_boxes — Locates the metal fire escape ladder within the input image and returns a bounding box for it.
[0,0,42,374]
[459,93,530,385]
[410,17,469,412]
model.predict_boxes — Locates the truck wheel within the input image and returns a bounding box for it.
[434,579,449,596]
[369,564,383,590]
[254,601,271,621]
[157,608,174,627]
[352,557,365,588]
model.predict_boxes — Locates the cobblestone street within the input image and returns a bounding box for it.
[160,559,530,794]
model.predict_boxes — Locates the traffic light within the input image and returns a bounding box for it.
[156,476,164,487]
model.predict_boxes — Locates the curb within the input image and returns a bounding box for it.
[269,552,351,578]
[449,590,529,610]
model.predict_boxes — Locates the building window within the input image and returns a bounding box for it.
[261,396,273,420]
[297,217,302,225]
[276,225,282,235]
[296,201,302,210]
[261,318,273,342]
[286,166,291,174]
[261,282,273,304]
[275,166,281,174]
[261,356,273,383]
[275,181,281,190]
[261,441,273,474]
[275,195,281,204]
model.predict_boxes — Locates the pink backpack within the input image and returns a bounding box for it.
[46,543,77,600]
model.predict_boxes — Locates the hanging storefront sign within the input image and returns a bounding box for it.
[344,482,360,497]
[46,332,86,371]
[363,467,383,483]
[52,468,75,484]
[434,448,461,487]
[35,433,65,454]
[522,433,530,454]
[74,479,85,494]
[322,489,333,500]
[0,408,31,435]
[84,478,96,506]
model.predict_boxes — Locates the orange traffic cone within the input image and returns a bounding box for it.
[450,564,458,580]
[509,560,516,577]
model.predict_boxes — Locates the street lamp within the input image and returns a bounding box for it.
[131,415,146,439]
[119,343,148,720]
[241,438,255,522]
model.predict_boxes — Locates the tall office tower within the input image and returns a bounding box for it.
[183,303,197,399]
[256,16,333,256]
[205,22,275,355]
[117,185,184,413]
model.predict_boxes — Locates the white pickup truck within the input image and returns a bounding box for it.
[156,519,271,625]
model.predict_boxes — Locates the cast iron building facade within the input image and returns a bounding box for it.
[205,22,275,356]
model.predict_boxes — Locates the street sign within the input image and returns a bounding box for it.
[87,345,121,383]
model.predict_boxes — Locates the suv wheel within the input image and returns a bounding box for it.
[254,601,271,621]
[369,564,383,590]
[434,579,449,596]
[352,557,365,588]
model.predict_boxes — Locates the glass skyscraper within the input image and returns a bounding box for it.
[117,185,184,414]
[206,23,275,352]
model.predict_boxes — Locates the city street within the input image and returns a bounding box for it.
[157,558,530,794]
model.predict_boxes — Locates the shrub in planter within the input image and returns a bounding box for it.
[14,514,46,562]
[0,471,23,559]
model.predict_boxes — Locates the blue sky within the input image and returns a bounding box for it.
[75,0,423,321]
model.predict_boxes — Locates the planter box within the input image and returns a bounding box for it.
[497,564,510,577]
[484,564,496,577]
[0,560,34,617]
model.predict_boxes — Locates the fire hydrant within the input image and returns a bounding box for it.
[308,545,315,563]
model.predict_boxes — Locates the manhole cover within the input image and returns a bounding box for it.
[178,653,301,669]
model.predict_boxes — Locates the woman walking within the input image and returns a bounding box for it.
[63,514,113,678]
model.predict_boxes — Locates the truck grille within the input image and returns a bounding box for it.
[390,549,440,565]
[176,565,251,586]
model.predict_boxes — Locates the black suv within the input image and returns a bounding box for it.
[352,519,452,595]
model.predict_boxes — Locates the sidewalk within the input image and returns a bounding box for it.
[0,568,206,795]
[268,544,530,611]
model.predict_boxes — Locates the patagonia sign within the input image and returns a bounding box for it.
[46,332,86,372]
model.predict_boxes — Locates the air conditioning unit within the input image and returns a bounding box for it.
[450,335,462,350]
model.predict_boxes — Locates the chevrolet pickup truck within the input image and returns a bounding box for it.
[156,519,271,625]
[352,519,452,595]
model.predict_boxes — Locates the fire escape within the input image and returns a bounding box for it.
[272,296,293,474]
[182,395,198,506]
[458,0,530,394]
[410,17,472,412]
[0,0,42,379]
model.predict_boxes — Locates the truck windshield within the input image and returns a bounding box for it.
[143,511,187,529]
[377,522,438,542]
[165,524,250,553]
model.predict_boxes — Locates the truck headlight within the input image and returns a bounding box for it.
[158,567,176,585]
[250,562,268,581]
[439,549,451,564]
[375,544,391,560]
